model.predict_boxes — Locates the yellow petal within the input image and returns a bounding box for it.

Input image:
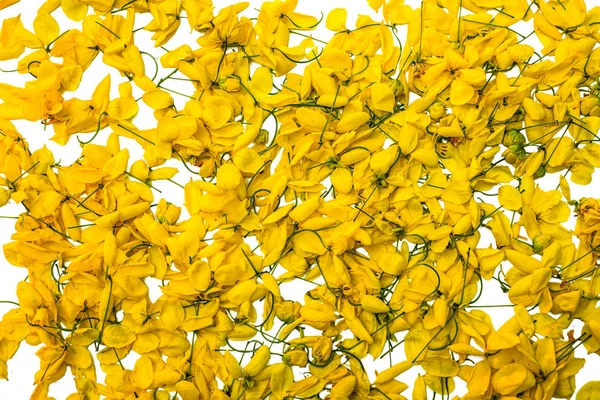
[330,168,353,194]
[398,124,419,154]
[33,13,59,47]
[467,360,490,395]
[373,361,412,385]
[61,0,87,21]
[30,190,63,218]
[523,97,546,120]
[296,107,327,131]
[244,345,270,377]
[535,338,556,376]
[143,89,174,109]
[361,295,390,314]
[371,83,396,112]
[345,316,373,343]
[486,330,520,352]
[271,363,294,398]
[577,381,600,400]
[326,8,347,31]
[300,303,337,322]
[450,78,474,105]
[498,185,522,211]
[91,74,111,112]
[65,346,92,369]
[216,163,242,190]
[289,196,321,222]
[134,356,154,389]
[250,66,273,102]
[336,112,369,133]
[491,363,527,395]
[181,316,213,332]
[102,324,136,348]
[418,356,459,377]
[233,147,265,174]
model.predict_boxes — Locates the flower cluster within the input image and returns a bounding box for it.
[0,0,600,399]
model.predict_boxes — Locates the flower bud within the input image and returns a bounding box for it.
[283,348,308,367]
[255,129,269,144]
[312,336,332,362]
[429,102,446,121]
[503,129,525,147]
[532,234,551,254]
[218,77,240,91]
[389,79,403,98]
[509,144,527,160]
[451,41,465,52]
[534,165,546,178]
[504,151,518,165]
[163,205,182,224]
[274,300,301,324]
[156,199,181,224]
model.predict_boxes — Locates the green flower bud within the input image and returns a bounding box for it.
[509,144,527,160]
[534,165,546,178]
[532,234,551,254]
[255,129,269,144]
[503,129,525,147]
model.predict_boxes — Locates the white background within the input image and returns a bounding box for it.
[1,0,600,398]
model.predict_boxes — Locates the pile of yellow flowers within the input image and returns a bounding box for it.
[2,0,600,398]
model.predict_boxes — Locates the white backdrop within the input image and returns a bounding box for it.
[1,0,600,398]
